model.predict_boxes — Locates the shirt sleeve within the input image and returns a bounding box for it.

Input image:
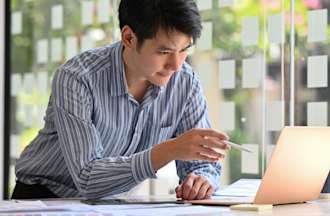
[51,68,156,199]
[174,72,222,190]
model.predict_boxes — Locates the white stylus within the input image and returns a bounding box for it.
[223,140,253,153]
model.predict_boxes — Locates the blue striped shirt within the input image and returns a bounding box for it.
[15,41,221,198]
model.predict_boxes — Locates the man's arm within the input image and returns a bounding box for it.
[171,72,225,200]
[52,69,157,198]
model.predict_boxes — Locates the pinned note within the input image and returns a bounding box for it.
[11,73,22,96]
[307,55,328,88]
[196,0,212,11]
[98,0,111,23]
[51,5,63,29]
[308,9,328,43]
[81,34,95,52]
[242,56,263,88]
[36,72,49,93]
[219,102,235,131]
[65,36,78,60]
[51,38,63,62]
[11,11,22,35]
[241,144,259,174]
[37,39,48,64]
[268,13,285,44]
[219,0,233,8]
[82,0,94,26]
[23,73,35,94]
[196,22,212,51]
[219,60,235,89]
[307,102,328,126]
[266,101,284,131]
[242,16,259,46]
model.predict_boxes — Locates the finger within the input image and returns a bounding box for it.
[196,152,221,162]
[187,176,204,200]
[182,175,194,200]
[202,136,231,150]
[175,185,182,199]
[197,145,225,159]
[205,186,215,199]
[194,128,229,140]
[196,181,210,200]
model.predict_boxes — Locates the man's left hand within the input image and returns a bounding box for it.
[175,173,214,200]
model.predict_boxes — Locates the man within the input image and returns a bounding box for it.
[13,0,230,200]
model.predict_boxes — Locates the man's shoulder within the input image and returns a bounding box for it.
[58,41,121,78]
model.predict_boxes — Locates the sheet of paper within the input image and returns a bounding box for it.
[196,0,212,11]
[266,101,284,131]
[98,0,111,23]
[241,144,259,174]
[102,205,227,215]
[37,39,48,64]
[307,102,328,126]
[196,22,212,51]
[10,73,22,96]
[268,13,285,44]
[82,0,94,25]
[36,71,49,93]
[214,179,261,197]
[219,60,235,89]
[219,102,235,131]
[218,0,233,8]
[308,9,327,43]
[308,55,328,88]
[0,200,80,213]
[242,55,263,88]
[242,16,259,46]
[11,11,22,35]
[23,73,34,94]
[51,5,63,29]
[81,34,95,52]
[51,38,63,62]
[65,36,78,60]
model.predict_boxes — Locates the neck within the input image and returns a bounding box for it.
[123,47,150,102]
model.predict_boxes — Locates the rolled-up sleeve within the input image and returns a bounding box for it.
[174,72,222,190]
[52,69,156,198]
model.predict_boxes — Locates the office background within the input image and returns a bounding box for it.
[0,0,329,199]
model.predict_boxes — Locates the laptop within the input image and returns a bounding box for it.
[190,126,330,205]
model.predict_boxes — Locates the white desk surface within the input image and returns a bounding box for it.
[1,198,329,216]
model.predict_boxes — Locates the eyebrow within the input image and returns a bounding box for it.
[157,43,193,52]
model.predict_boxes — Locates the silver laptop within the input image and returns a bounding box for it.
[190,127,330,205]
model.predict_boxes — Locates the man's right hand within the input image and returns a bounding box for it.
[170,128,230,162]
[151,128,230,171]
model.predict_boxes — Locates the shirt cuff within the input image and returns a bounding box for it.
[192,169,220,190]
[131,148,157,183]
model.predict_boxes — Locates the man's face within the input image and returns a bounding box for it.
[129,29,192,86]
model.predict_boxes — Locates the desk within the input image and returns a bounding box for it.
[1,198,329,215]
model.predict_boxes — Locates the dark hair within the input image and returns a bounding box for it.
[118,0,202,47]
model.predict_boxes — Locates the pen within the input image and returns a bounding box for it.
[223,140,253,153]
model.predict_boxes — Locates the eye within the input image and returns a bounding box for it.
[158,50,171,55]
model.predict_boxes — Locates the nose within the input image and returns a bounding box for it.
[165,53,185,72]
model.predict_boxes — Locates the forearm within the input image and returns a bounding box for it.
[77,149,156,198]
[151,139,177,171]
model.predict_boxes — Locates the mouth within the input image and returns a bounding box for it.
[157,71,173,77]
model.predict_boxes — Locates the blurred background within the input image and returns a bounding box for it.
[1,0,329,199]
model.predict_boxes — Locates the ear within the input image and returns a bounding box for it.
[121,25,137,49]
